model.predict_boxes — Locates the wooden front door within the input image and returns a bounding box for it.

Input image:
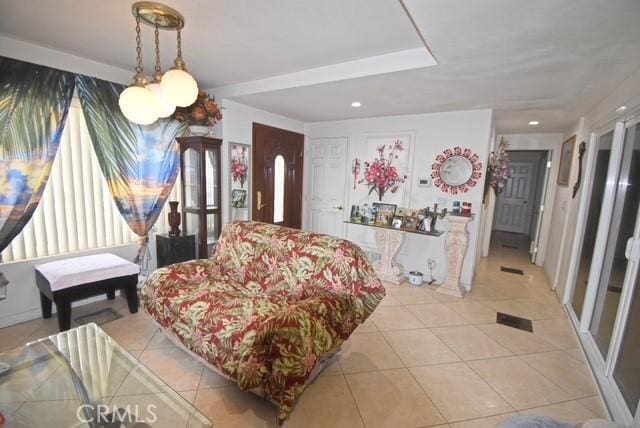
[252,123,304,228]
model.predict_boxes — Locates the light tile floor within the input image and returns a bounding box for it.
[0,232,609,427]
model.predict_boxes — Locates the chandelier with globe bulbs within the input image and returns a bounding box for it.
[119,2,199,125]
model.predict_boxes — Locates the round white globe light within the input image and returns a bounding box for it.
[119,85,159,125]
[148,82,176,118]
[160,69,198,107]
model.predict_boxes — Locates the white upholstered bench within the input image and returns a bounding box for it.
[35,254,140,331]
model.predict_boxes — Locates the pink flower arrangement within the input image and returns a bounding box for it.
[485,137,510,200]
[359,139,406,201]
[231,146,248,188]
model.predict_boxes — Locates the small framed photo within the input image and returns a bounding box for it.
[402,215,417,230]
[419,217,432,233]
[392,216,404,229]
[373,203,396,226]
[231,189,247,207]
[557,135,576,186]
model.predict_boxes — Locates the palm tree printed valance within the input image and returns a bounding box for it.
[76,75,187,266]
[0,57,75,255]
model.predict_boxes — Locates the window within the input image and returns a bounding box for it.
[273,155,285,224]
[1,98,176,263]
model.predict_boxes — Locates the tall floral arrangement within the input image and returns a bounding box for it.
[173,91,222,126]
[359,139,407,201]
[485,137,511,201]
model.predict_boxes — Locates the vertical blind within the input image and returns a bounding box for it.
[1,98,179,263]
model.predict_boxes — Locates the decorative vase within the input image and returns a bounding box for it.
[168,201,181,236]
[188,125,213,136]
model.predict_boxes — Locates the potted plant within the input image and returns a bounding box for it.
[173,90,222,136]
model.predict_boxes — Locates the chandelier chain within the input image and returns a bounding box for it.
[135,15,143,74]
[176,28,183,59]
[154,22,161,73]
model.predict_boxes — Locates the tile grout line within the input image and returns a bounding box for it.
[339,371,370,428]
[376,326,449,425]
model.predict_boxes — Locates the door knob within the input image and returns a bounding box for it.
[256,191,267,210]
[333,205,343,211]
[523,201,527,204]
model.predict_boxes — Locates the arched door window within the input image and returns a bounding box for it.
[273,155,285,223]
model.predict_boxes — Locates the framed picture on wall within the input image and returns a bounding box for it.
[229,142,251,221]
[231,189,247,208]
[557,135,576,186]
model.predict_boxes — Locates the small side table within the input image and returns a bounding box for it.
[156,233,196,268]
[437,214,474,298]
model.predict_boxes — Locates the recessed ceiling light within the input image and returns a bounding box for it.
[528,120,540,126]
[351,101,362,108]
[616,105,627,113]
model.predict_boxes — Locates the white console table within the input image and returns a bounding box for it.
[345,222,443,285]
[437,214,474,298]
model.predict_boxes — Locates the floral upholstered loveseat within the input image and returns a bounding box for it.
[141,221,385,422]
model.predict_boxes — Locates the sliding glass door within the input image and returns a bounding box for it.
[570,131,612,318]
[613,268,640,415]
[589,123,640,356]
[566,117,640,425]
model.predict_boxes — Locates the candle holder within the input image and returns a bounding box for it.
[423,204,448,232]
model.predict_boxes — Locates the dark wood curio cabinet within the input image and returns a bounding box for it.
[177,136,222,258]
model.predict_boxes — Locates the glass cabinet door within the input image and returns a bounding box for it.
[183,148,200,209]
[205,148,218,209]
[178,136,222,259]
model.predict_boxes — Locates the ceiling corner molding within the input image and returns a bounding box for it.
[209,47,436,99]
[0,34,131,84]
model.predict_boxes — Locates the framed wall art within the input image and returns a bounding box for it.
[229,142,251,220]
[557,135,576,186]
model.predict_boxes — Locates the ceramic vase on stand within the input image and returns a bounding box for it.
[168,201,181,236]
[188,125,214,136]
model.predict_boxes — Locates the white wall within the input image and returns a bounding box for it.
[305,109,493,289]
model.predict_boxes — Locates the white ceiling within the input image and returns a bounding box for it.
[2,0,640,133]
[0,0,420,87]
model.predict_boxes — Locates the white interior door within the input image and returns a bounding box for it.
[494,161,535,234]
[530,153,552,263]
[307,137,348,237]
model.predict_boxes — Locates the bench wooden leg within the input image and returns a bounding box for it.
[106,289,116,300]
[40,292,52,319]
[55,299,72,331]
[124,282,139,314]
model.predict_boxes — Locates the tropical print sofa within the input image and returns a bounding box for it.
[141,221,385,422]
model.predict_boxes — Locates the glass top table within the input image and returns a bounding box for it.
[0,323,212,427]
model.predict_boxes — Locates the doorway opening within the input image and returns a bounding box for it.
[251,123,304,228]
[490,150,551,263]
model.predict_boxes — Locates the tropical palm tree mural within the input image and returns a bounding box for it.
[0,57,75,255]
[76,76,187,266]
